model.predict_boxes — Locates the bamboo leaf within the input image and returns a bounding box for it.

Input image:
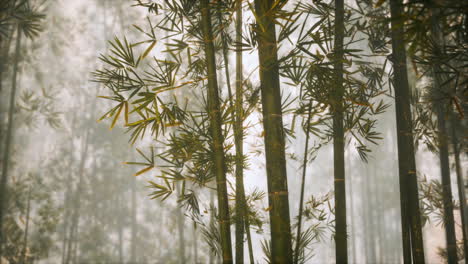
[110,103,124,129]
[141,40,157,60]
[134,166,154,176]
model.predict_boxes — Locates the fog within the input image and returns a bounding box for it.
[0,0,466,263]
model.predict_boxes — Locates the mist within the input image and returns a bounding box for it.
[0,0,467,263]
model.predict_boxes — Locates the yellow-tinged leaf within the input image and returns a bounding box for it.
[264,206,272,212]
[134,166,154,177]
[164,122,182,128]
[110,103,124,130]
[346,99,372,108]
[124,101,129,125]
[98,96,113,99]
[141,41,156,60]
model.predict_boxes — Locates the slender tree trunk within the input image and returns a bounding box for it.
[215,1,252,262]
[61,117,76,264]
[176,182,185,264]
[130,177,137,263]
[233,8,245,264]
[67,207,78,264]
[245,217,254,264]
[437,107,457,264]
[193,222,198,263]
[349,170,357,264]
[65,132,89,264]
[0,31,14,174]
[0,27,14,95]
[430,7,457,264]
[452,116,468,264]
[294,104,312,264]
[234,2,254,263]
[209,191,215,264]
[253,1,293,262]
[65,207,75,264]
[362,169,369,262]
[363,166,375,263]
[71,218,79,264]
[389,0,426,262]
[21,186,32,264]
[333,0,347,262]
[366,167,376,263]
[376,166,386,262]
[200,1,233,262]
[118,194,123,263]
[61,189,71,264]
[0,26,21,255]
[215,4,242,262]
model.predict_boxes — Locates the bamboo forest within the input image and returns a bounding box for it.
[0,0,467,263]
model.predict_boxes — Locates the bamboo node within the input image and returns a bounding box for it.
[268,191,288,196]
[217,219,231,224]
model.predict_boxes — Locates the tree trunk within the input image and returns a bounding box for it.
[214,1,253,262]
[363,176,369,263]
[193,221,198,263]
[253,0,293,262]
[64,206,75,264]
[65,132,89,264]
[367,167,376,263]
[215,3,244,262]
[389,0,426,262]
[61,189,71,264]
[118,194,123,263]
[452,116,468,264]
[376,166,385,262]
[0,26,21,256]
[200,1,233,262]
[61,116,76,264]
[130,177,137,263]
[364,166,375,263]
[209,191,215,264]
[234,2,254,263]
[21,186,32,264]
[0,30,14,178]
[176,182,185,264]
[349,169,357,264]
[233,4,245,261]
[437,108,457,264]
[430,7,457,264]
[0,26,14,95]
[294,104,312,264]
[245,217,254,264]
[333,0,348,262]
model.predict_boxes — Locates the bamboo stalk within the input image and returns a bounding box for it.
[200,1,233,262]
[252,0,293,262]
[333,0,348,262]
[293,103,312,264]
[389,0,426,262]
[0,26,22,255]
[452,115,468,264]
